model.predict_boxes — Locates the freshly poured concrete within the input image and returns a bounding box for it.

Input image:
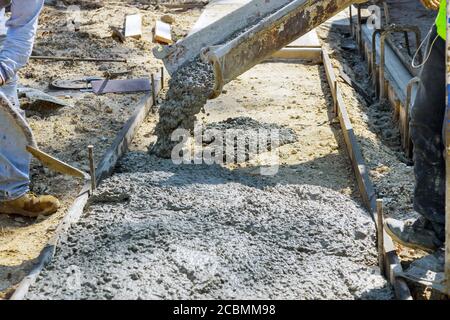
[27,62,393,300]
[28,154,392,300]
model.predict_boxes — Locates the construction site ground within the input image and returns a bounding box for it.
[0,1,437,299]
[0,1,201,298]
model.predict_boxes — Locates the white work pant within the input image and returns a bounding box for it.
[0,34,30,201]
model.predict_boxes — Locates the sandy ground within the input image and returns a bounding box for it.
[28,62,392,300]
[0,1,202,298]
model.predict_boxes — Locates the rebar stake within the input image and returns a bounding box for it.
[376,199,385,275]
[88,145,96,192]
[333,80,338,115]
[161,67,165,89]
[151,74,157,106]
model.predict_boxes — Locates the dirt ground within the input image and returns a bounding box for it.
[0,1,202,298]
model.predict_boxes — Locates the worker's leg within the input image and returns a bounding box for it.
[0,76,60,217]
[0,74,31,201]
[384,26,445,252]
[0,3,59,217]
[409,26,446,241]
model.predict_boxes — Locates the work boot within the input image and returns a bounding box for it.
[0,193,60,217]
[384,217,443,252]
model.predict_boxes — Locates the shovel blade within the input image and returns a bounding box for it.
[26,145,89,180]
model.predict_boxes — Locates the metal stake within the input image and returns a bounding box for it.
[376,199,385,275]
[333,80,338,115]
[349,6,353,38]
[88,145,96,192]
[151,73,157,106]
[161,67,165,89]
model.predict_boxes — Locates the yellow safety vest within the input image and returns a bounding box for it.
[436,0,446,40]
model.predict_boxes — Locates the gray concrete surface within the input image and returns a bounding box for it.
[28,149,393,300]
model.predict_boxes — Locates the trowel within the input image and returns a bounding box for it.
[0,93,90,181]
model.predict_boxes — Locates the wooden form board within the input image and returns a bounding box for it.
[322,50,412,300]
[271,48,322,62]
[287,30,321,48]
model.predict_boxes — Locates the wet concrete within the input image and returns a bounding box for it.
[204,117,298,146]
[201,117,298,163]
[151,59,214,158]
[28,150,393,300]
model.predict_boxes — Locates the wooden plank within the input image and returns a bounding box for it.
[271,47,322,61]
[154,21,173,44]
[272,29,322,61]
[322,52,338,114]
[322,49,412,300]
[124,14,142,39]
[9,74,162,300]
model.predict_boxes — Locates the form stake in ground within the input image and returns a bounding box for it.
[377,199,385,276]
[88,145,96,192]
